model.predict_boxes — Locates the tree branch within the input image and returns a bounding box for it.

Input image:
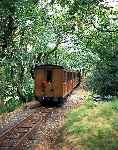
[47,37,61,56]
[92,21,118,33]
[42,37,62,63]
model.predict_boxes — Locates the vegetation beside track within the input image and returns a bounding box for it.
[61,96,118,150]
[0,99,23,114]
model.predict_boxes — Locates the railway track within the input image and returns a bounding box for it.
[0,107,54,150]
[0,91,84,150]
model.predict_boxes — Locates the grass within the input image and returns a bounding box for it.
[62,96,118,150]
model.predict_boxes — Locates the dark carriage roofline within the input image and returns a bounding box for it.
[35,64,64,69]
[34,64,80,72]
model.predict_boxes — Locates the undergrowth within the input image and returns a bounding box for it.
[63,96,118,150]
[0,99,23,114]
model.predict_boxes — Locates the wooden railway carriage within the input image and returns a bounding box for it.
[34,64,80,105]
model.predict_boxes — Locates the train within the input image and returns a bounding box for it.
[32,64,81,106]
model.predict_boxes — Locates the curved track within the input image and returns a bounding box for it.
[0,107,56,150]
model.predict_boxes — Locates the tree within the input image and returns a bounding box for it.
[0,0,118,106]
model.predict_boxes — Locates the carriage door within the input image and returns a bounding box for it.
[47,70,52,82]
[46,69,54,97]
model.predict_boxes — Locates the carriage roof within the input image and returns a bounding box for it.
[35,64,64,69]
[34,64,79,72]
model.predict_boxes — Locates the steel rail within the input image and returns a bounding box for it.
[0,112,34,142]
[0,108,53,150]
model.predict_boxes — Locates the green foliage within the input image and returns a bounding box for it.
[0,98,22,114]
[87,31,118,96]
[88,62,118,96]
[23,78,34,101]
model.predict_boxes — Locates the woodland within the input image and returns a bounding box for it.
[0,0,118,112]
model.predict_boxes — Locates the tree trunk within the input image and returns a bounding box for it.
[16,65,26,102]
[17,86,26,102]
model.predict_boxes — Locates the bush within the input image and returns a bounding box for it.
[88,60,118,96]
[23,79,34,102]
[0,98,22,114]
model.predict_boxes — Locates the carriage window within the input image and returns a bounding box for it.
[64,71,67,82]
[70,72,72,80]
[74,73,75,79]
[67,72,69,81]
[77,72,80,78]
[47,70,52,82]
